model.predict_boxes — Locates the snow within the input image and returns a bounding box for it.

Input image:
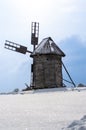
[63,115,86,130]
[0,88,86,130]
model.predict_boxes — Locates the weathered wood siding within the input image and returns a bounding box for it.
[33,54,63,89]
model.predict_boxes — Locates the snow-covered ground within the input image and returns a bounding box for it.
[0,87,86,130]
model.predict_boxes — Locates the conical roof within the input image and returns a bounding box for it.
[31,37,65,57]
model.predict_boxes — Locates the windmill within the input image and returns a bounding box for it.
[5,22,76,89]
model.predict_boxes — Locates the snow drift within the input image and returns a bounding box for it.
[0,88,86,130]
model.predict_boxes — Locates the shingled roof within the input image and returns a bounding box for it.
[31,37,65,57]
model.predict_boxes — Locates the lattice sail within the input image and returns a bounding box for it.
[31,22,39,46]
[5,40,32,54]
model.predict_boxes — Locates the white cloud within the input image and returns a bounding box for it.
[1,0,86,41]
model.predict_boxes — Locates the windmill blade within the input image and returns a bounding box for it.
[31,22,39,50]
[5,40,32,54]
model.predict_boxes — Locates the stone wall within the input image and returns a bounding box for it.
[32,54,63,89]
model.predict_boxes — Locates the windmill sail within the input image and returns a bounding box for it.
[31,22,39,50]
[5,40,32,54]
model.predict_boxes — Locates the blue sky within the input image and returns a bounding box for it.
[0,0,86,92]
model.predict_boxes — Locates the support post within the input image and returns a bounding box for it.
[62,61,76,87]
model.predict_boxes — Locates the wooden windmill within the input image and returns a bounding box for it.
[5,22,76,89]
